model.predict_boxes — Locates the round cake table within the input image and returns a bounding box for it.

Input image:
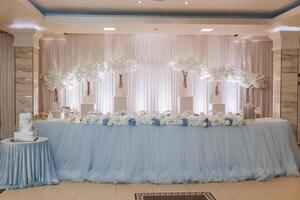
[0,137,59,189]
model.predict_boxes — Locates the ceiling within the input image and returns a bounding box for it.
[31,0,298,17]
[0,0,300,38]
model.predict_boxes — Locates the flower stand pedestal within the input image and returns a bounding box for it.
[177,96,193,113]
[50,102,60,118]
[243,103,255,119]
[81,104,94,118]
[114,96,127,112]
[208,104,225,113]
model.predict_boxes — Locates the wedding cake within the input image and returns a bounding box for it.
[14,113,37,142]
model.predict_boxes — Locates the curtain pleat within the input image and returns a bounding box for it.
[0,32,15,139]
[40,34,272,116]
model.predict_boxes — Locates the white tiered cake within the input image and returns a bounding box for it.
[14,113,37,142]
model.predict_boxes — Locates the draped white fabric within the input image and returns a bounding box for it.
[0,32,15,139]
[40,34,272,116]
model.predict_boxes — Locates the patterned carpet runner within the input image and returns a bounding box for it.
[135,192,216,200]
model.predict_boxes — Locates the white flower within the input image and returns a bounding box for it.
[105,59,137,75]
[73,63,108,82]
[222,119,231,126]
[199,66,235,82]
[107,120,113,127]
[237,70,267,89]
[41,70,65,91]
[136,114,153,125]
[170,57,203,73]
[73,111,244,128]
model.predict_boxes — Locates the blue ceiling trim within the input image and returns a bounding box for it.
[28,0,300,19]
[28,0,46,15]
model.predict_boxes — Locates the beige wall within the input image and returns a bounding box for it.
[13,30,42,121]
[15,47,34,116]
[271,32,300,143]
[0,32,15,139]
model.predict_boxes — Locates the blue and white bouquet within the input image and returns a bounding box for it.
[80,111,244,127]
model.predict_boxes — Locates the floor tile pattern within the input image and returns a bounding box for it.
[1,177,300,200]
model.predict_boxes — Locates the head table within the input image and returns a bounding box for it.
[30,118,300,184]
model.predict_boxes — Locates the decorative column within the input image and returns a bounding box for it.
[270,31,300,143]
[12,29,42,119]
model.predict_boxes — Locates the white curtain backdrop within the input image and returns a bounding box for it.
[40,34,272,116]
[0,32,15,139]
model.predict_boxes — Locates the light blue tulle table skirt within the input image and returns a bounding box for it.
[0,137,59,189]
[33,118,300,184]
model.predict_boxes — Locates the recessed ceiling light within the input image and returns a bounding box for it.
[185,1,189,5]
[200,28,214,32]
[9,23,42,30]
[138,0,142,4]
[104,27,116,31]
[272,26,300,32]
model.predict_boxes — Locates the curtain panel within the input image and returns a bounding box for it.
[40,34,272,116]
[0,32,15,139]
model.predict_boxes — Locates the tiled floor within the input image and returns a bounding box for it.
[1,176,300,200]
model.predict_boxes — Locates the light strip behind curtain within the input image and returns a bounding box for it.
[40,34,272,116]
[0,32,15,139]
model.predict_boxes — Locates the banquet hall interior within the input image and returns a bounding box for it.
[1,0,300,200]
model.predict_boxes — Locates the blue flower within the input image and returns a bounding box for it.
[152,118,161,126]
[204,118,211,127]
[102,118,110,126]
[128,118,137,126]
[181,118,189,126]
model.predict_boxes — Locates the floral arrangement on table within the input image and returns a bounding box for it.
[61,107,80,121]
[104,59,137,88]
[170,57,203,88]
[72,111,245,127]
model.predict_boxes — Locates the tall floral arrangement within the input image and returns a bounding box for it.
[170,57,203,88]
[237,70,267,89]
[105,59,137,88]
[199,66,235,97]
[72,63,108,95]
[199,66,235,82]
[236,70,267,103]
[41,70,65,103]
